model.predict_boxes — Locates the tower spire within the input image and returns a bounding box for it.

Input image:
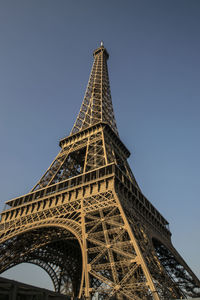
[71,44,118,136]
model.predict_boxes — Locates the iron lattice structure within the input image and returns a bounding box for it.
[0,44,199,300]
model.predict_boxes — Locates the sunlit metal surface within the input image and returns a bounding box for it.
[0,45,199,299]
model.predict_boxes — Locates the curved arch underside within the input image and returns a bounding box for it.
[0,227,82,297]
[152,238,200,298]
[0,200,199,299]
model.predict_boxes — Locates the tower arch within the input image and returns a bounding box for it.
[2,262,55,290]
[0,221,84,297]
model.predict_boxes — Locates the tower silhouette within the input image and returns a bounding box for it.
[0,44,199,300]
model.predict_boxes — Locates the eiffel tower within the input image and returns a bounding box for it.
[0,43,199,300]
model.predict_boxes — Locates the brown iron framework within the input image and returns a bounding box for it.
[0,43,199,299]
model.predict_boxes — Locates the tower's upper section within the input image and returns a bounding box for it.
[71,43,119,136]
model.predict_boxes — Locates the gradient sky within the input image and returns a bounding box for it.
[0,0,200,290]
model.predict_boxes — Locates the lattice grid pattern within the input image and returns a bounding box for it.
[0,44,199,300]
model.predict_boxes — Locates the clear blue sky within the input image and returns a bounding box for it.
[0,0,200,289]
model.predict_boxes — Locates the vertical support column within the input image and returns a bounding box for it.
[102,131,108,165]
[83,138,90,173]
[10,284,17,300]
[113,190,161,300]
[81,198,90,299]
